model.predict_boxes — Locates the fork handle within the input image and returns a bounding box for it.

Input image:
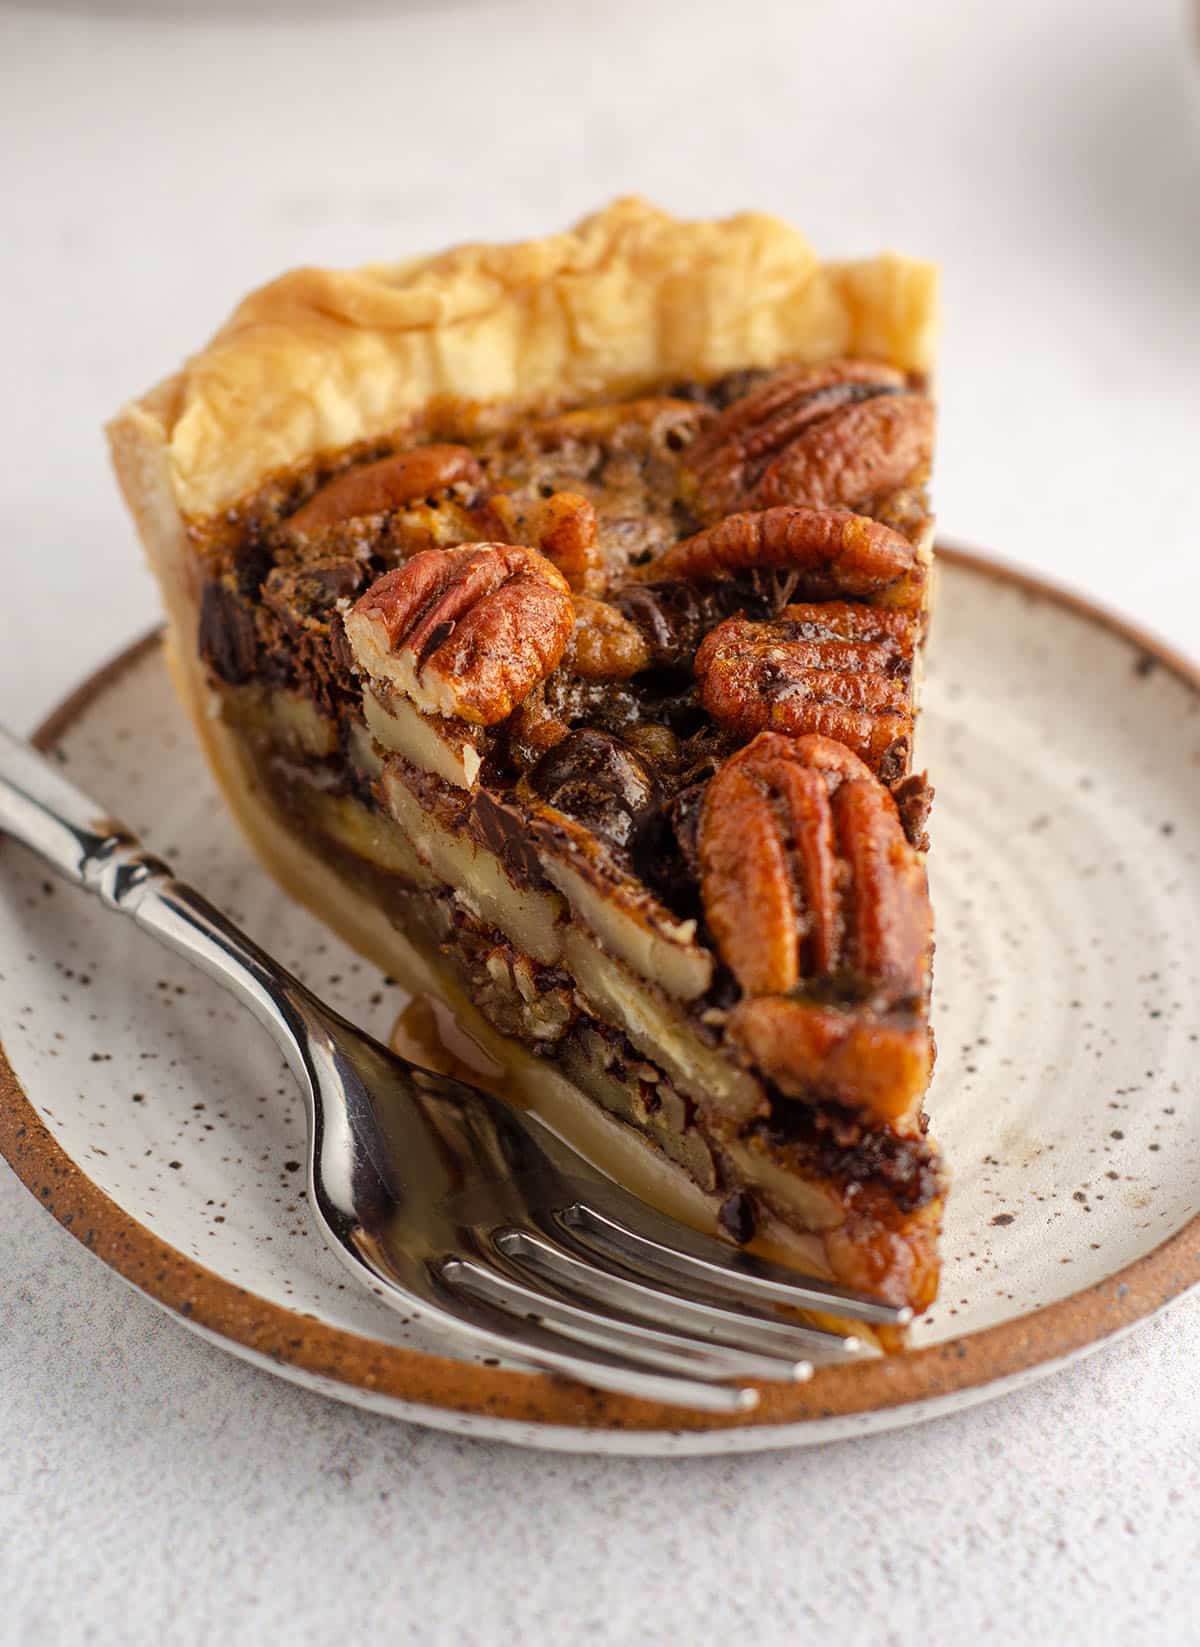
[0,721,319,1079]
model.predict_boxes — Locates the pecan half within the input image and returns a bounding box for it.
[488,490,604,594]
[698,731,930,1002]
[700,743,839,996]
[746,394,935,514]
[832,776,930,993]
[344,543,573,725]
[681,360,908,518]
[728,996,933,1122]
[566,596,652,680]
[643,507,915,600]
[694,601,915,774]
[700,731,933,1118]
[289,445,484,532]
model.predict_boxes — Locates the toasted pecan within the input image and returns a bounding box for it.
[707,726,935,1123]
[566,596,652,680]
[831,776,930,996]
[694,601,915,773]
[488,490,604,594]
[747,394,935,513]
[289,445,484,532]
[643,506,915,600]
[344,543,573,725]
[682,360,908,517]
[726,996,933,1121]
[698,731,930,1003]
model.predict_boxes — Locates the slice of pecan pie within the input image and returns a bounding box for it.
[108,200,944,1336]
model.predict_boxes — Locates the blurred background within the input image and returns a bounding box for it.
[2,0,1198,727]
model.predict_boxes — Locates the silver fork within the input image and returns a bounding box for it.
[0,724,908,1413]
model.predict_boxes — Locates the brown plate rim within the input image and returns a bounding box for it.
[2,544,1199,1437]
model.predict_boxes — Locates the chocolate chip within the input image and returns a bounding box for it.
[263,558,368,622]
[706,368,773,409]
[755,1098,944,1213]
[704,964,741,1012]
[328,610,356,677]
[630,780,708,918]
[663,379,714,404]
[664,782,706,877]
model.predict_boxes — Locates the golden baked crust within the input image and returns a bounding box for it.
[108,197,937,524]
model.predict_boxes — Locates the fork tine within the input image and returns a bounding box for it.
[559,1198,913,1328]
[438,1304,757,1414]
[428,1265,756,1414]
[350,1231,759,1412]
[494,1227,861,1359]
[438,1256,811,1389]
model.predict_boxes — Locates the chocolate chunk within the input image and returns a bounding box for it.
[717,1189,758,1245]
[527,729,659,850]
[235,540,275,598]
[704,963,741,1012]
[664,782,705,879]
[472,789,545,884]
[534,671,641,742]
[662,379,712,404]
[616,582,716,670]
[617,579,760,671]
[199,578,258,685]
[892,771,934,852]
[707,368,773,409]
[329,610,356,677]
[251,559,371,716]
[630,778,709,919]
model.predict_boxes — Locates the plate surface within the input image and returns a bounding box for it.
[2,549,1199,1454]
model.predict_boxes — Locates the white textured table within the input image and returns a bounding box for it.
[2,4,1198,1643]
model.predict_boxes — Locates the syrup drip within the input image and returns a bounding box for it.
[389,993,505,1089]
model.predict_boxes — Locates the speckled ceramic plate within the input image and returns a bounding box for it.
[2,548,1199,1454]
